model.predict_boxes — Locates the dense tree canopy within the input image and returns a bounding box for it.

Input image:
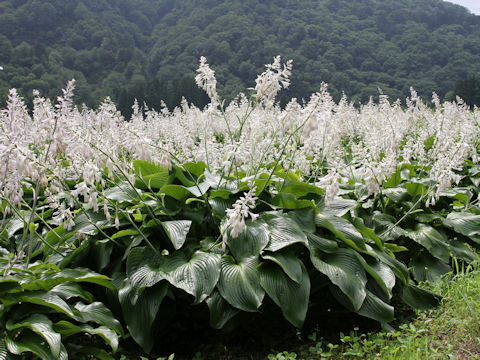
[0,0,480,114]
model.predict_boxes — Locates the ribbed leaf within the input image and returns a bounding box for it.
[6,332,67,360]
[321,197,357,217]
[118,280,168,353]
[161,251,221,303]
[259,261,310,328]
[410,252,451,283]
[133,159,169,189]
[126,247,165,290]
[206,290,239,329]
[371,246,409,285]
[54,321,119,352]
[444,212,480,237]
[310,247,367,310]
[306,233,338,253]
[262,249,303,283]
[74,302,123,335]
[218,256,265,312]
[357,290,394,323]
[227,219,269,259]
[3,292,75,318]
[161,220,192,250]
[6,314,61,358]
[405,224,450,262]
[402,283,441,311]
[354,254,395,300]
[264,213,307,252]
[104,183,141,203]
[315,214,366,251]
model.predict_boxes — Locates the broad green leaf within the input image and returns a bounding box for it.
[280,181,325,197]
[6,332,67,360]
[405,182,427,199]
[382,187,408,202]
[354,254,395,300]
[104,183,141,203]
[351,217,384,251]
[160,184,191,201]
[321,197,357,217]
[264,213,307,252]
[410,252,451,283]
[127,247,165,291]
[444,212,480,237]
[315,214,366,251]
[54,321,119,352]
[134,160,168,176]
[271,193,314,209]
[184,161,207,177]
[405,224,450,262]
[185,181,210,197]
[370,247,409,285]
[259,261,310,328]
[262,248,303,283]
[161,220,192,250]
[161,251,221,303]
[51,282,94,302]
[7,314,61,358]
[287,208,316,233]
[111,229,139,240]
[310,247,367,310]
[227,219,269,259]
[218,256,265,312]
[447,239,478,262]
[206,290,239,329]
[401,283,441,311]
[118,280,168,353]
[74,302,123,335]
[373,213,406,241]
[208,197,235,218]
[306,233,339,253]
[3,292,75,318]
[357,290,394,323]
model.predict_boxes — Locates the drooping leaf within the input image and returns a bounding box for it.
[53,321,119,352]
[126,247,165,291]
[310,247,367,310]
[410,252,451,283]
[357,290,394,323]
[51,282,94,302]
[6,314,61,358]
[104,183,141,203]
[444,212,480,237]
[118,280,168,353]
[206,290,239,329]
[261,248,303,283]
[401,283,441,311]
[259,261,310,328]
[405,224,450,262]
[315,214,366,251]
[6,332,67,360]
[161,251,221,304]
[218,256,265,312]
[321,197,357,217]
[74,302,123,335]
[3,292,75,318]
[161,220,192,250]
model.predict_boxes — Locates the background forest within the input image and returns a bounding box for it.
[1,0,480,116]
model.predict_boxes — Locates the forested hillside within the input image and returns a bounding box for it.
[1,0,480,114]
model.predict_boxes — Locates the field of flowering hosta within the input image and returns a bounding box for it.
[0,57,479,359]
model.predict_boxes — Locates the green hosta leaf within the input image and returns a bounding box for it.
[410,252,451,283]
[280,181,325,197]
[160,184,191,201]
[371,247,409,285]
[161,220,192,250]
[271,193,314,209]
[118,280,168,353]
[259,261,310,328]
[315,214,366,252]
[401,283,441,311]
[357,290,394,323]
[3,292,75,318]
[184,181,211,197]
[51,282,94,302]
[373,213,406,241]
[405,224,450,262]
[74,302,123,335]
[209,197,235,218]
[184,161,207,177]
[206,290,239,329]
[321,197,357,217]
[6,332,67,360]
[447,239,478,262]
[227,219,269,259]
[111,229,139,240]
[262,249,303,283]
[405,182,427,199]
[310,247,367,310]
[127,247,165,290]
[287,208,316,233]
[263,213,307,252]
[218,256,265,312]
[351,217,384,251]
[306,233,339,253]
[354,254,395,300]
[444,212,480,237]
[104,183,141,203]
[54,321,119,352]
[161,251,221,304]
[6,314,61,358]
